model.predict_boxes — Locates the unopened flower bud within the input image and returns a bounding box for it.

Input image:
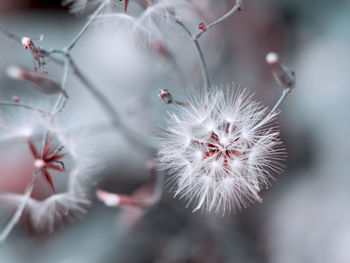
[158,89,173,104]
[266,52,295,88]
[12,96,20,103]
[96,190,140,207]
[7,66,68,98]
[21,37,32,49]
[198,22,207,32]
[152,41,171,58]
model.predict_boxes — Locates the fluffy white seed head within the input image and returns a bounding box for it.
[158,87,286,215]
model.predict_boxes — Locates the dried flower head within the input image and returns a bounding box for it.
[20,36,48,72]
[158,87,286,215]
[0,108,101,233]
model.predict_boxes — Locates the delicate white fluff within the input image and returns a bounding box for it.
[93,0,189,46]
[0,192,89,233]
[158,87,286,215]
[63,0,126,14]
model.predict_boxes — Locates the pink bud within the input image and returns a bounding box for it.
[21,37,32,49]
[96,190,121,207]
[198,22,207,32]
[266,52,295,88]
[158,89,173,104]
[7,66,68,98]
[96,190,141,207]
[12,96,20,103]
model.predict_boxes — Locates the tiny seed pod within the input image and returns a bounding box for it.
[158,89,173,104]
[266,52,295,88]
[7,66,68,98]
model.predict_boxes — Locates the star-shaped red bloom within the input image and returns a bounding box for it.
[192,123,246,174]
[27,136,68,194]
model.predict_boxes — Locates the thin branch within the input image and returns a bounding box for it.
[0,172,39,245]
[66,2,106,51]
[0,101,49,115]
[69,57,121,125]
[250,88,291,132]
[268,88,291,116]
[195,1,242,40]
[40,57,70,158]
[52,57,70,116]
[69,56,157,152]
[0,25,21,45]
[175,17,211,91]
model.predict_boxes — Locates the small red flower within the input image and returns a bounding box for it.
[27,135,68,194]
[192,123,245,175]
[198,22,207,32]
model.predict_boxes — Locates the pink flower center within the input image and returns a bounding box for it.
[34,159,46,169]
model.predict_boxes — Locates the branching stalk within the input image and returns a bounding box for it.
[195,1,242,40]
[0,101,49,115]
[69,57,157,152]
[0,25,21,44]
[175,18,211,91]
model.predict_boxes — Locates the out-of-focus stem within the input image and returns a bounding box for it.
[195,1,242,40]
[41,57,70,156]
[69,57,121,125]
[149,171,165,205]
[0,25,21,44]
[66,2,106,51]
[52,57,70,116]
[175,18,211,91]
[69,57,157,152]
[0,101,49,115]
[0,172,39,245]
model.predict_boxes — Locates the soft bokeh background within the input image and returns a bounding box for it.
[0,0,349,262]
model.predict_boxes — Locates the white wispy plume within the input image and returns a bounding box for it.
[158,87,286,215]
[63,0,128,15]
[93,0,189,46]
[0,108,101,234]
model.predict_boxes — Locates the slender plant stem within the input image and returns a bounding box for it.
[0,101,49,115]
[52,57,70,115]
[40,57,70,157]
[66,2,106,51]
[251,87,291,132]
[0,25,21,44]
[0,172,39,245]
[175,18,211,91]
[195,1,242,40]
[268,88,291,116]
[69,57,120,126]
